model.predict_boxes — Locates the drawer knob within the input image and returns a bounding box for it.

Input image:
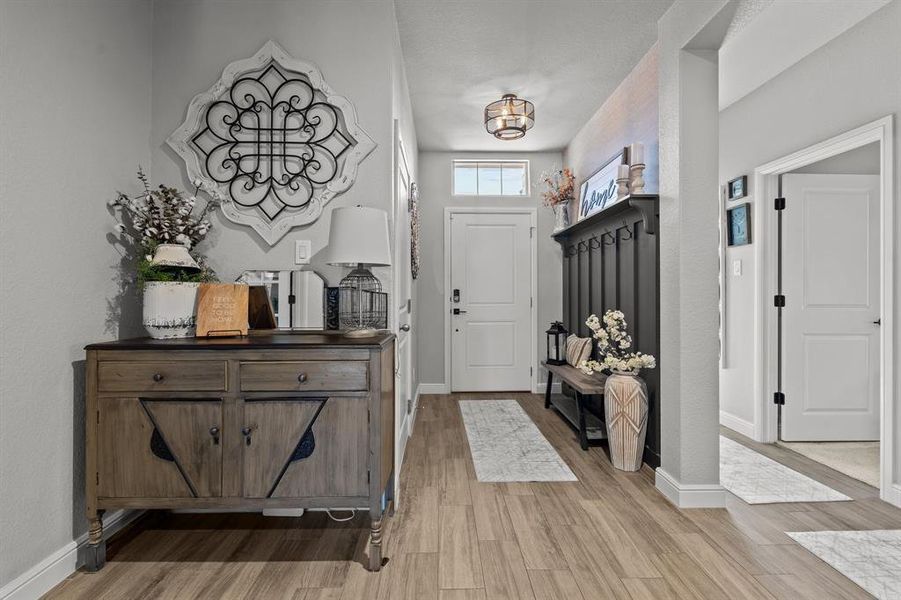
[297,373,308,383]
[152,373,164,382]
[209,426,220,445]
[241,426,253,446]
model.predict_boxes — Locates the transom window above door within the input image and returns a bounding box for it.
[453,160,530,196]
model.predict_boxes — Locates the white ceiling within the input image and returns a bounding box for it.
[395,0,674,152]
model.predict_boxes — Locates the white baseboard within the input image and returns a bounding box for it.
[882,483,901,508]
[0,509,142,600]
[533,382,561,394]
[719,411,755,439]
[655,468,726,508]
[418,383,449,394]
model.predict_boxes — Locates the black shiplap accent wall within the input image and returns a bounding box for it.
[555,195,660,468]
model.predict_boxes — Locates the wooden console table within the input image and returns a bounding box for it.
[83,332,395,572]
[543,361,607,450]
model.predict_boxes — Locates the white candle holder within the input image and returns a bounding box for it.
[630,163,646,194]
[616,176,630,200]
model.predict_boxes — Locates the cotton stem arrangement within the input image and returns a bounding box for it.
[579,310,657,375]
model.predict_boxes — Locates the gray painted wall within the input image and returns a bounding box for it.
[416,151,563,387]
[719,0,900,471]
[791,142,880,175]
[564,45,659,203]
[0,0,153,588]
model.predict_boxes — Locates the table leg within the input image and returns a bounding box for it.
[368,516,383,571]
[544,372,554,409]
[575,392,589,450]
[84,512,106,572]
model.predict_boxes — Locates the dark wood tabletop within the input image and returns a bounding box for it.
[86,330,395,351]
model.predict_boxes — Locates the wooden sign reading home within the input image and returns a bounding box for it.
[196,283,249,337]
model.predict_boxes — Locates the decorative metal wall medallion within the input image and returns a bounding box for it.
[167,41,377,245]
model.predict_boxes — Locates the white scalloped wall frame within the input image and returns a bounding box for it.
[167,40,377,246]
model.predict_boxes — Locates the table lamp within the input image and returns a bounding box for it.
[326,205,392,337]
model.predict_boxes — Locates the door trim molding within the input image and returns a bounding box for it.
[751,115,895,505]
[444,207,538,393]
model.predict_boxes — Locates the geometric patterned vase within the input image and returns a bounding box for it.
[604,371,649,471]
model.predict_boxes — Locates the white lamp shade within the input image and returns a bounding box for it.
[326,206,392,267]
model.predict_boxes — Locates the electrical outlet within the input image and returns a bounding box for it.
[295,240,312,265]
[732,259,742,276]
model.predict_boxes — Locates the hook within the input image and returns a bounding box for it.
[620,225,633,240]
[577,240,589,253]
[588,236,602,249]
[602,231,617,246]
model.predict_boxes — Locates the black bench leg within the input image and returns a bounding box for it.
[575,391,589,450]
[544,372,553,409]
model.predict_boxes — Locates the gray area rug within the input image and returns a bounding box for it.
[720,436,850,504]
[459,399,577,482]
[788,530,901,600]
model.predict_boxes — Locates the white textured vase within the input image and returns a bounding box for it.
[142,282,199,339]
[553,203,571,232]
[604,371,649,472]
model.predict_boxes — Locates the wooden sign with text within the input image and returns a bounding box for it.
[196,283,249,337]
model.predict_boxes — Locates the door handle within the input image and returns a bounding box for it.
[453,308,467,315]
[873,318,882,325]
[209,426,220,445]
[400,324,411,332]
[241,426,253,446]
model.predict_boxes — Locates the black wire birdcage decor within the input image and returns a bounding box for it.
[338,268,387,333]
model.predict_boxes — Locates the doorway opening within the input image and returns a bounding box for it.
[752,116,897,506]
[443,207,537,393]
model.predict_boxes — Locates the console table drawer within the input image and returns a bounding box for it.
[98,361,227,392]
[240,361,369,392]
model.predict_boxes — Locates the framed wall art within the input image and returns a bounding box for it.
[727,175,747,200]
[578,150,626,220]
[727,202,752,246]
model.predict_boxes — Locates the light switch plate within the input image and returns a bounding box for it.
[732,259,742,276]
[295,240,312,265]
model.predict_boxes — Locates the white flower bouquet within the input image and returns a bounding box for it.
[578,309,657,375]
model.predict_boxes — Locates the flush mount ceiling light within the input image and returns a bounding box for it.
[484,93,534,140]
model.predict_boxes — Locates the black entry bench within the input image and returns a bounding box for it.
[542,361,607,450]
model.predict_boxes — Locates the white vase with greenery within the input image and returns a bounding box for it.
[579,310,657,471]
[109,168,222,339]
[538,166,575,232]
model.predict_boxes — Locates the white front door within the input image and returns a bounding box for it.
[450,211,532,391]
[781,174,881,441]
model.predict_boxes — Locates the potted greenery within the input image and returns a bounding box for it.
[109,168,221,338]
[579,310,656,471]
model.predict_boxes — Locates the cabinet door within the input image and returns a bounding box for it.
[98,398,223,498]
[242,397,368,498]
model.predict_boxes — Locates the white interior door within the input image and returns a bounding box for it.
[393,131,413,478]
[450,211,532,391]
[781,174,880,441]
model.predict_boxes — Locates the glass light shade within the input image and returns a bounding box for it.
[484,94,535,140]
[326,206,392,267]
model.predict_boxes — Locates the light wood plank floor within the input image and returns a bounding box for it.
[46,393,901,599]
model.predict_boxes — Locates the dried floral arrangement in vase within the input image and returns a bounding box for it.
[579,309,656,472]
[538,166,575,232]
[109,167,223,338]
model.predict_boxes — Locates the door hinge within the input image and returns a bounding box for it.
[773,392,785,406]
[96,410,100,425]
[530,227,535,238]
[774,294,785,308]
[530,366,533,376]
[530,297,533,308]
[96,472,100,486]
[367,470,371,484]
[288,294,296,305]
[774,197,786,211]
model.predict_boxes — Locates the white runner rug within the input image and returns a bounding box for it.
[459,400,577,482]
[788,530,901,600]
[720,436,851,504]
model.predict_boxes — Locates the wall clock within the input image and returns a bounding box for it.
[167,41,376,245]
